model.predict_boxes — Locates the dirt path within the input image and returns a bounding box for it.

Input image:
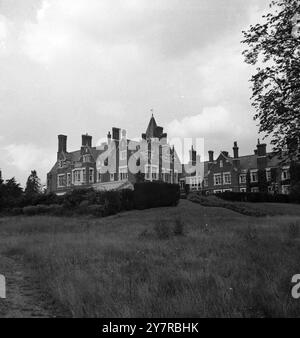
[0,255,68,318]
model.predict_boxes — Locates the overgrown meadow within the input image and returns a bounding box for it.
[1,200,300,317]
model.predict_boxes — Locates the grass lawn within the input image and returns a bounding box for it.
[0,200,300,318]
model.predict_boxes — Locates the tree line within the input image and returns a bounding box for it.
[0,170,42,210]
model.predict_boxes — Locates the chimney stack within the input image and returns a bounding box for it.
[208,150,214,163]
[233,141,239,159]
[82,134,92,147]
[107,131,112,145]
[189,146,196,166]
[112,127,120,141]
[257,139,267,157]
[58,135,67,153]
[256,139,267,169]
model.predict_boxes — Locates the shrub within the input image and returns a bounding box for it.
[10,207,23,215]
[87,205,104,217]
[63,188,94,209]
[134,182,180,210]
[23,205,50,216]
[120,189,135,211]
[78,200,90,215]
[290,183,300,203]
[217,191,291,204]
[48,204,65,216]
[154,219,170,240]
[102,191,122,216]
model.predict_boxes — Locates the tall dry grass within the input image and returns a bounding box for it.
[1,201,300,317]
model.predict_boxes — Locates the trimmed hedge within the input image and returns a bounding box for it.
[3,183,180,217]
[134,182,180,210]
[217,191,293,204]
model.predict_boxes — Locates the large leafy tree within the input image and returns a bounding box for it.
[242,0,300,158]
[25,170,41,197]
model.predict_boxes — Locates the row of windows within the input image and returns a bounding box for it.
[214,185,290,194]
[240,169,290,184]
[213,173,232,186]
[212,168,290,187]
[57,168,94,188]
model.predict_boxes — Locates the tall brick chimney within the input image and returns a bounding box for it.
[233,141,239,159]
[107,131,112,145]
[233,141,240,168]
[189,146,196,166]
[58,135,67,153]
[208,150,214,163]
[112,127,120,141]
[82,134,92,147]
[257,139,267,157]
[256,139,267,169]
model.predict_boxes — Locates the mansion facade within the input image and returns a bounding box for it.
[47,116,181,194]
[47,116,295,196]
[181,140,293,195]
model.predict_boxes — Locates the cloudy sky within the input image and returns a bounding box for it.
[0,0,269,186]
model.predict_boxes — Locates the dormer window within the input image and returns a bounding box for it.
[220,160,223,168]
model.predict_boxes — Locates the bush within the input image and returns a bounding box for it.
[63,188,94,209]
[102,191,122,216]
[48,204,65,216]
[121,189,135,211]
[290,183,300,203]
[217,191,291,204]
[134,182,180,210]
[23,205,50,216]
[78,200,90,215]
[10,207,23,215]
[11,184,180,218]
[87,205,104,217]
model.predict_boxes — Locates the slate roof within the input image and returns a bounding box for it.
[182,151,283,178]
[146,115,158,138]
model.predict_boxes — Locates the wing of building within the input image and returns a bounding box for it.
[180,140,294,195]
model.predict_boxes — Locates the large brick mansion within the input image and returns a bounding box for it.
[183,141,292,195]
[47,116,293,195]
[47,116,181,195]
